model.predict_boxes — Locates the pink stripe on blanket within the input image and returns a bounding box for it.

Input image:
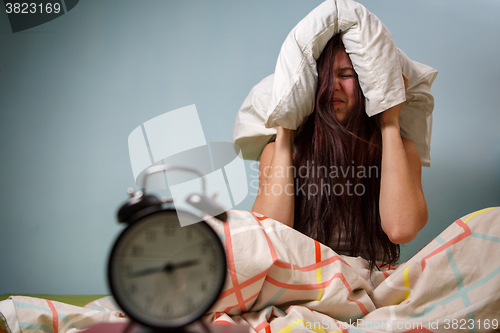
[346,297,369,315]
[273,261,292,269]
[46,300,58,333]
[222,291,260,313]
[217,256,350,300]
[266,272,370,314]
[218,269,269,300]
[297,255,350,271]
[249,212,352,271]
[332,319,350,333]
[421,218,471,271]
[273,255,350,271]
[315,241,321,263]
[378,264,397,270]
[223,220,247,312]
[254,320,270,332]
[265,272,350,291]
[251,213,269,221]
[249,213,352,270]
[250,212,278,262]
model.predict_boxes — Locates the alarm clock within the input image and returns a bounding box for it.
[108,165,228,332]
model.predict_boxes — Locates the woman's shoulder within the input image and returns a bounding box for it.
[260,141,275,160]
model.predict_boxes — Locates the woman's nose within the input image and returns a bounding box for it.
[333,77,341,91]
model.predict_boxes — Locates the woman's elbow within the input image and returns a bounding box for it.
[387,228,419,244]
[385,209,428,244]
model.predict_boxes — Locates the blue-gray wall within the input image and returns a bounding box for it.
[1,0,499,295]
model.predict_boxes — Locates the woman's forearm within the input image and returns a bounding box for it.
[379,122,428,244]
[252,129,295,227]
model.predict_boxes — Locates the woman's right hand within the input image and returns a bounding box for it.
[276,126,295,147]
[251,126,296,227]
[379,73,408,127]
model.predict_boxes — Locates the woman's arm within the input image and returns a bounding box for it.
[252,127,295,227]
[379,74,428,244]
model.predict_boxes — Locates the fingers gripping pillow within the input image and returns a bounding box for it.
[232,0,437,165]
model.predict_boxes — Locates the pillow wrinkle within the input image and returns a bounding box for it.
[274,58,308,120]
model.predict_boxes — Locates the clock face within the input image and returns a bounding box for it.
[108,209,227,329]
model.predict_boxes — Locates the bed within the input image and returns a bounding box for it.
[1,207,499,333]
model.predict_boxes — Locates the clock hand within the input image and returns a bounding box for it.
[163,259,200,273]
[129,259,200,277]
[172,259,200,270]
[129,266,164,278]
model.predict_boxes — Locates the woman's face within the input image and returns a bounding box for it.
[332,48,357,125]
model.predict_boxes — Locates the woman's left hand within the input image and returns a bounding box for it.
[379,73,409,127]
[378,72,427,244]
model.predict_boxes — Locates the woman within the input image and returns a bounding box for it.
[252,34,428,269]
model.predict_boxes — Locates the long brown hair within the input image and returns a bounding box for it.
[293,34,399,269]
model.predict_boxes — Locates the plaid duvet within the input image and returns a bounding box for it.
[1,207,499,332]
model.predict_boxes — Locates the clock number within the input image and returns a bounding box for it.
[164,223,176,236]
[132,245,144,257]
[201,239,212,253]
[144,295,153,309]
[145,230,156,242]
[130,284,137,294]
[185,296,195,311]
[208,261,216,272]
[200,281,207,292]
[162,304,171,314]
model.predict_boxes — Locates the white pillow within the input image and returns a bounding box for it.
[233,0,437,166]
[397,50,437,167]
[232,74,276,160]
[266,0,405,128]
